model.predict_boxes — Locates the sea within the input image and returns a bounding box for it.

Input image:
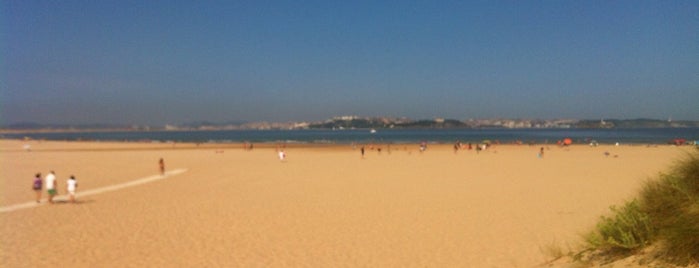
[2,128,698,145]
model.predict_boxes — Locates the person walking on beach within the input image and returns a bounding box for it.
[538,147,545,158]
[45,171,57,204]
[66,175,78,203]
[360,146,365,159]
[159,158,165,175]
[278,149,286,161]
[32,173,42,203]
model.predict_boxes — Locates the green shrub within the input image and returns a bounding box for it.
[582,153,699,265]
[639,153,699,265]
[585,199,653,252]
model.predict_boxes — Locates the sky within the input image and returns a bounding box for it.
[1,0,698,125]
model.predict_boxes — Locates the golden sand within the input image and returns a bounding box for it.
[0,139,692,267]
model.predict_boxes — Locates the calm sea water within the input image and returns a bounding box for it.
[2,128,698,145]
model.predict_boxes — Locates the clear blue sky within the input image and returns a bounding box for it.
[2,0,698,125]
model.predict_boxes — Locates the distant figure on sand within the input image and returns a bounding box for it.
[538,147,544,158]
[45,171,57,204]
[159,158,165,175]
[278,150,286,161]
[66,175,78,203]
[360,146,365,158]
[32,173,42,203]
[243,142,254,151]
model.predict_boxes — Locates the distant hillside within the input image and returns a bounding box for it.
[393,119,469,129]
[309,118,699,130]
[307,118,471,129]
[3,118,698,132]
[575,119,699,128]
[308,118,394,129]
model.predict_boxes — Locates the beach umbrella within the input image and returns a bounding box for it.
[563,138,573,145]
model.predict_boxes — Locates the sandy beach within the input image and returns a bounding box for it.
[0,139,693,267]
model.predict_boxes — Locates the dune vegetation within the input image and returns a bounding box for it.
[576,151,699,266]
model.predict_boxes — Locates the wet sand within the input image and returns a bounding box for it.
[0,139,691,267]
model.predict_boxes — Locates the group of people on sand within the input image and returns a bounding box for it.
[31,158,164,205]
[32,171,78,204]
[358,144,391,158]
[451,141,491,154]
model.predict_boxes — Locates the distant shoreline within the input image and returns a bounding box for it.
[2,128,697,145]
[2,125,699,135]
[3,118,698,133]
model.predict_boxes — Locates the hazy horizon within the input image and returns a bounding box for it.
[4,115,697,129]
[2,1,698,125]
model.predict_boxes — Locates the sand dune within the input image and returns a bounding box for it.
[0,140,691,267]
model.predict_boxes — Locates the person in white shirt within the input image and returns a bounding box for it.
[66,175,78,203]
[45,171,57,204]
[278,150,286,161]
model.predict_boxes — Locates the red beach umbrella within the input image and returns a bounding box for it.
[563,138,573,145]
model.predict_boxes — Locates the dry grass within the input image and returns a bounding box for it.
[579,152,699,266]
